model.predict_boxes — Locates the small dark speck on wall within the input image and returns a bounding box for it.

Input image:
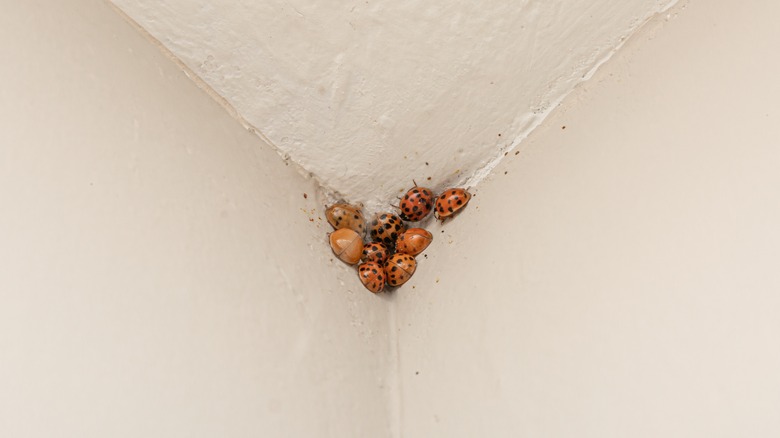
[303,193,308,199]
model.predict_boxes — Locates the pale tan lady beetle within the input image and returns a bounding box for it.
[326,203,366,236]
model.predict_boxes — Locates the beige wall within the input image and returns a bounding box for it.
[3,0,780,437]
[0,1,392,436]
[395,0,780,436]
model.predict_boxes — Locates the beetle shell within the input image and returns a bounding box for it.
[326,203,366,236]
[358,262,386,293]
[398,186,435,222]
[395,228,433,256]
[384,253,417,287]
[361,241,390,264]
[370,213,407,248]
[434,188,472,219]
[329,228,363,265]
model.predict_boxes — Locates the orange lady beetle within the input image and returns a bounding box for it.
[384,253,417,287]
[370,212,407,248]
[361,241,390,264]
[329,228,363,265]
[398,184,435,222]
[358,262,386,293]
[434,188,471,220]
[395,228,432,256]
[326,203,366,236]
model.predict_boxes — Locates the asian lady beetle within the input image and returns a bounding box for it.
[370,213,407,248]
[361,241,390,264]
[398,184,435,222]
[358,262,385,293]
[434,188,471,220]
[326,203,366,236]
[329,228,363,265]
[384,253,417,287]
[395,228,433,256]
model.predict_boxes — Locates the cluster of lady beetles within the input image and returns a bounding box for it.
[326,184,471,293]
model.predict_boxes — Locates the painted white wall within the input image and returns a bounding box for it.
[6,0,780,436]
[0,1,393,436]
[394,1,780,436]
[110,0,676,210]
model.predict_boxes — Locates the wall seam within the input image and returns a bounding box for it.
[386,299,403,438]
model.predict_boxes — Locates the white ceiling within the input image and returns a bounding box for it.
[111,0,676,211]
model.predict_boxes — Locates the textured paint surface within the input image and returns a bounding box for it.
[0,1,393,436]
[7,0,779,436]
[111,0,675,211]
[395,1,780,435]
